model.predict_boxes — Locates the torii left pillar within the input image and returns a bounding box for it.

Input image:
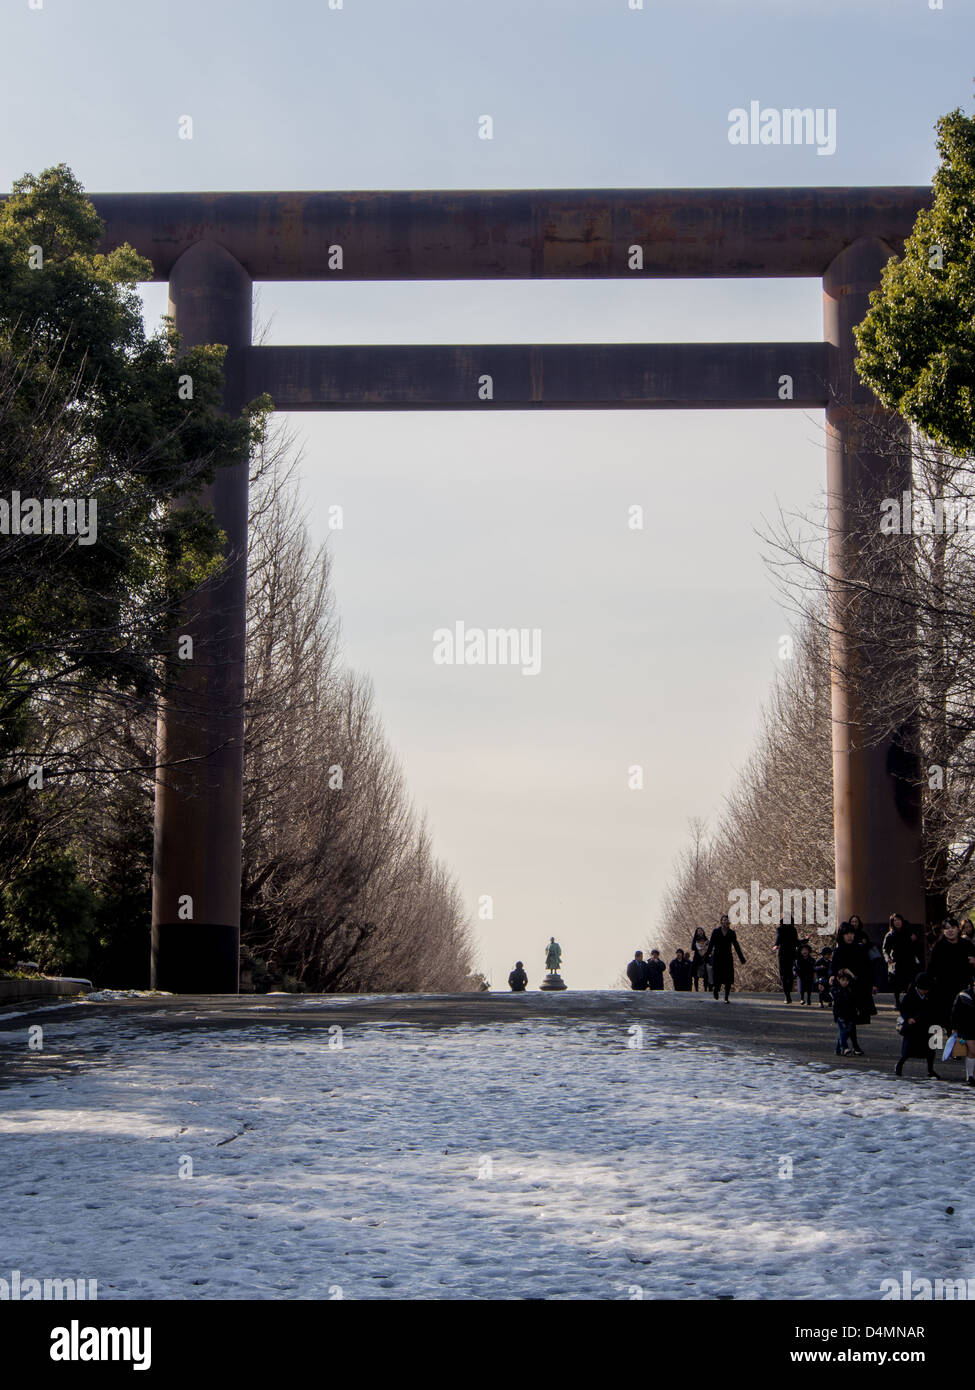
[151,242,252,992]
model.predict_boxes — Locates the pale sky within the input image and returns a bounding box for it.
[3,0,972,987]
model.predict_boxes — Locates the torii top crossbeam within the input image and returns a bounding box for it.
[87,186,931,281]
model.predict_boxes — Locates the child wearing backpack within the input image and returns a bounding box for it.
[815,946,833,1008]
[832,968,858,1056]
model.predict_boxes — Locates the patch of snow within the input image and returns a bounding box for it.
[78,990,173,1002]
[1,1008,973,1299]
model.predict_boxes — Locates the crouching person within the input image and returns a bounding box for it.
[508,961,528,992]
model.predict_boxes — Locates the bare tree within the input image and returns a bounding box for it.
[656,618,834,990]
[765,418,975,922]
[240,428,476,992]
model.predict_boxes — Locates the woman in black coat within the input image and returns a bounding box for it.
[949,979,975,1087]
[707,915,746,1002]
[774,918,800,1003]
[929,920,975,1028]
[883,913,923,1007]
[829,921,876,1054]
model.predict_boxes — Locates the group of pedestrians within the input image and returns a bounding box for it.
[826,920,880,1057]
[773,911,975,1078]
[627,917,747,1002]
[773,916,878,1055]
[625,949,669,990]
[894,918,975,1083]
[774,919,832,1006]
[624,909,975,1087]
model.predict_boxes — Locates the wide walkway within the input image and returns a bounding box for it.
[0,987,955,1089]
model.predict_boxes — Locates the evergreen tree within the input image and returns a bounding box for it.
[856,105,975,453]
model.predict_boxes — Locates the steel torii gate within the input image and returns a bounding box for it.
[88,186,932,992]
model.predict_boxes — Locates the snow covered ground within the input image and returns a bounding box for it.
[1,995,973,1300]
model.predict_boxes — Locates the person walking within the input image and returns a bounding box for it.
[830,921,876,1055]
[832,968,859,1056]
[848,914,886,990]
[707,915,746,1002]
[669,949,693,991]
[626,950,649,990]
[929,919,974,1028]
[926,920,943,958]
[774,917,800,1004]
[883,914,923,1007]
[795,942,816,1006]
[868,938,887,991]
[895,972,940,1079]
[689,928,710,992]
[508,961,528,992]
[645,950,666,990]
[949,973,975,1088]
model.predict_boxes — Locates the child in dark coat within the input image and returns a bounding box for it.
[832,969,858,1055]
[896,972,940,1079]
[795,943,816,1006]
[815,947,833,1008]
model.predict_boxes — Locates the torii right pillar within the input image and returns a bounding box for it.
[824,236,926,941]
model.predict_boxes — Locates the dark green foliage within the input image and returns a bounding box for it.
[856,106,975,453]
[0,845,97,976]
[0,163,268,758]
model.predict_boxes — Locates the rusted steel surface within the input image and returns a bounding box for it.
[823,236,925,935]
[245,342,829,409]
[151,241,251,993]
[69,187,932,281]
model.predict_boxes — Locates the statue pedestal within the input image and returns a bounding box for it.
[539,972,567,991]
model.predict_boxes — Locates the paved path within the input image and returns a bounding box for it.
[1,988,954,1092]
